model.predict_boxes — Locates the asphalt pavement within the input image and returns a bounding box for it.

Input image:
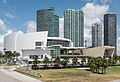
[0,68,42,82]
[0,71,23,82]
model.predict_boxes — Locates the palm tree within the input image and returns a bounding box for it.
[89,57,108,74]
[81,57,86,66]
[0,51,3,58]
[32,55,39,66]
[89,58,96,73]
[87,56,92,66]
[118,56,120,62]
[89,57,101,73]
[0,51,3,65]
[72,57,78,67]
[63,57,69,68]
[13,51,20,64]
[55,57,61,68]
[108,56,113,66]
[102,58,108,74]
[44,56,49,68]
[113,55,118,64]
[96,57,103,73]
[4,51,13,64]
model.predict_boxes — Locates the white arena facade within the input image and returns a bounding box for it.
[4,31,72,60]
[4,31,115,62]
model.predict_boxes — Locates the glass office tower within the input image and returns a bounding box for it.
[104,13,117,55]
[37,7,59,37]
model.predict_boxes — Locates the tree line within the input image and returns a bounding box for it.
[32,55,120,74]
[0,51,20,65]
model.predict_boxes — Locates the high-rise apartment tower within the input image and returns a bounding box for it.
[64,9,84,47]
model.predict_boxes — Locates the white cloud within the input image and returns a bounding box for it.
[59,18,64,37]
[0,19,12,50]
[118,37,120,41]
[17,30,24,34]
[4,11,16,19]
[83,0,112,4]
[0,19,5,27]
[84,28,92,47]
[81,3,109,47]
[84,28,91,40]
[25,20,36,33]
[0,19,8,33]
[82,3,109,28]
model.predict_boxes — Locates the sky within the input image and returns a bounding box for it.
[0,0,120,54]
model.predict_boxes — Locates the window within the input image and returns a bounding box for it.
[30,55,38,59]
[36,47,41,49]
[35,42,43,46]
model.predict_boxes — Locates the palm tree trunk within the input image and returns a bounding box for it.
[102,67,103,74]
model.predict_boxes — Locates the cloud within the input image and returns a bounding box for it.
[25,20,36,33]
[0,19,8,33]
[0,19,12,50]
[0,19,5,27]
[81,3,109,47]
[17,30,24,34]
[59,18,64,37]
[82,3,109,28]
[84,28,91,40]
[118,37,120,41]
[84,28,92,47]
[4,11,16,19]
[83,0,112,4]
[0,19,11,43]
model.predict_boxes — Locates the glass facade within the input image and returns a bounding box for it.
[92,23,102,47]
[104,14,117,55]
[37,7,59,37]
[64,9,84,47]
[50,46,61,58]
[47,39,70,47]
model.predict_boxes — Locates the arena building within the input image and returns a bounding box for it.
[4,31,115,62]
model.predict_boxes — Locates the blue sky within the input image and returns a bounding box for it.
[0,0,119,32]
[0,0,120,54]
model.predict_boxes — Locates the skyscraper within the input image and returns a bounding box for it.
[64,9,84,47]
[104,13,117,55]
[37,7,59,37]
[92,23,103,47]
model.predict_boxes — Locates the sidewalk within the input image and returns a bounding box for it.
[0,69,42,82]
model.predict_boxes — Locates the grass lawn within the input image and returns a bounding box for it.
[19,66,120,82]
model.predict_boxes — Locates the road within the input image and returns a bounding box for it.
[0,68,42,82]
[0,71,23,82]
